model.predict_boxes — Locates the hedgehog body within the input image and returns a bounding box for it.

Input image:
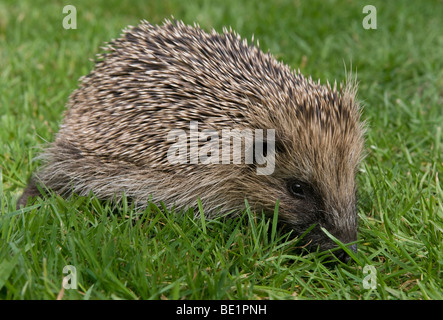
[19,20,365,261]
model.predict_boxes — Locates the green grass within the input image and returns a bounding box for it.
[1,0,442,300]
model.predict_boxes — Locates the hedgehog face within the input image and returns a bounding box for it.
[249,91,365,262]
[281,175,359,262]
[244,144,361,262]
[230,121,362,263]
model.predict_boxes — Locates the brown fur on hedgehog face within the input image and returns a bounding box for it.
[234,82,365,257]
[18,19,365,261]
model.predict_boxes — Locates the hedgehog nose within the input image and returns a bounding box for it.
[349,244,357,254]
[334,244,357,263]
[335,250,351,263]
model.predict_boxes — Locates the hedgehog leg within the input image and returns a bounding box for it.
[16,177,44,209]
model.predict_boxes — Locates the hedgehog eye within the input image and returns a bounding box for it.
[288,181,306,199]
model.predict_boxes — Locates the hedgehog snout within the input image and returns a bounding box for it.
[333,244,357,263]
[325,219,358,262]
[298,206,358,262]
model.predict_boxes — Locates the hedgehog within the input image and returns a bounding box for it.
[18,19,365,262]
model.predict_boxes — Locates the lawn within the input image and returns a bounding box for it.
[0,0,442,300]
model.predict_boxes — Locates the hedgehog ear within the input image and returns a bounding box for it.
[274,139,286,154]
[251,136,281,175]
[252,137,285,163]
[255,139,285,158]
